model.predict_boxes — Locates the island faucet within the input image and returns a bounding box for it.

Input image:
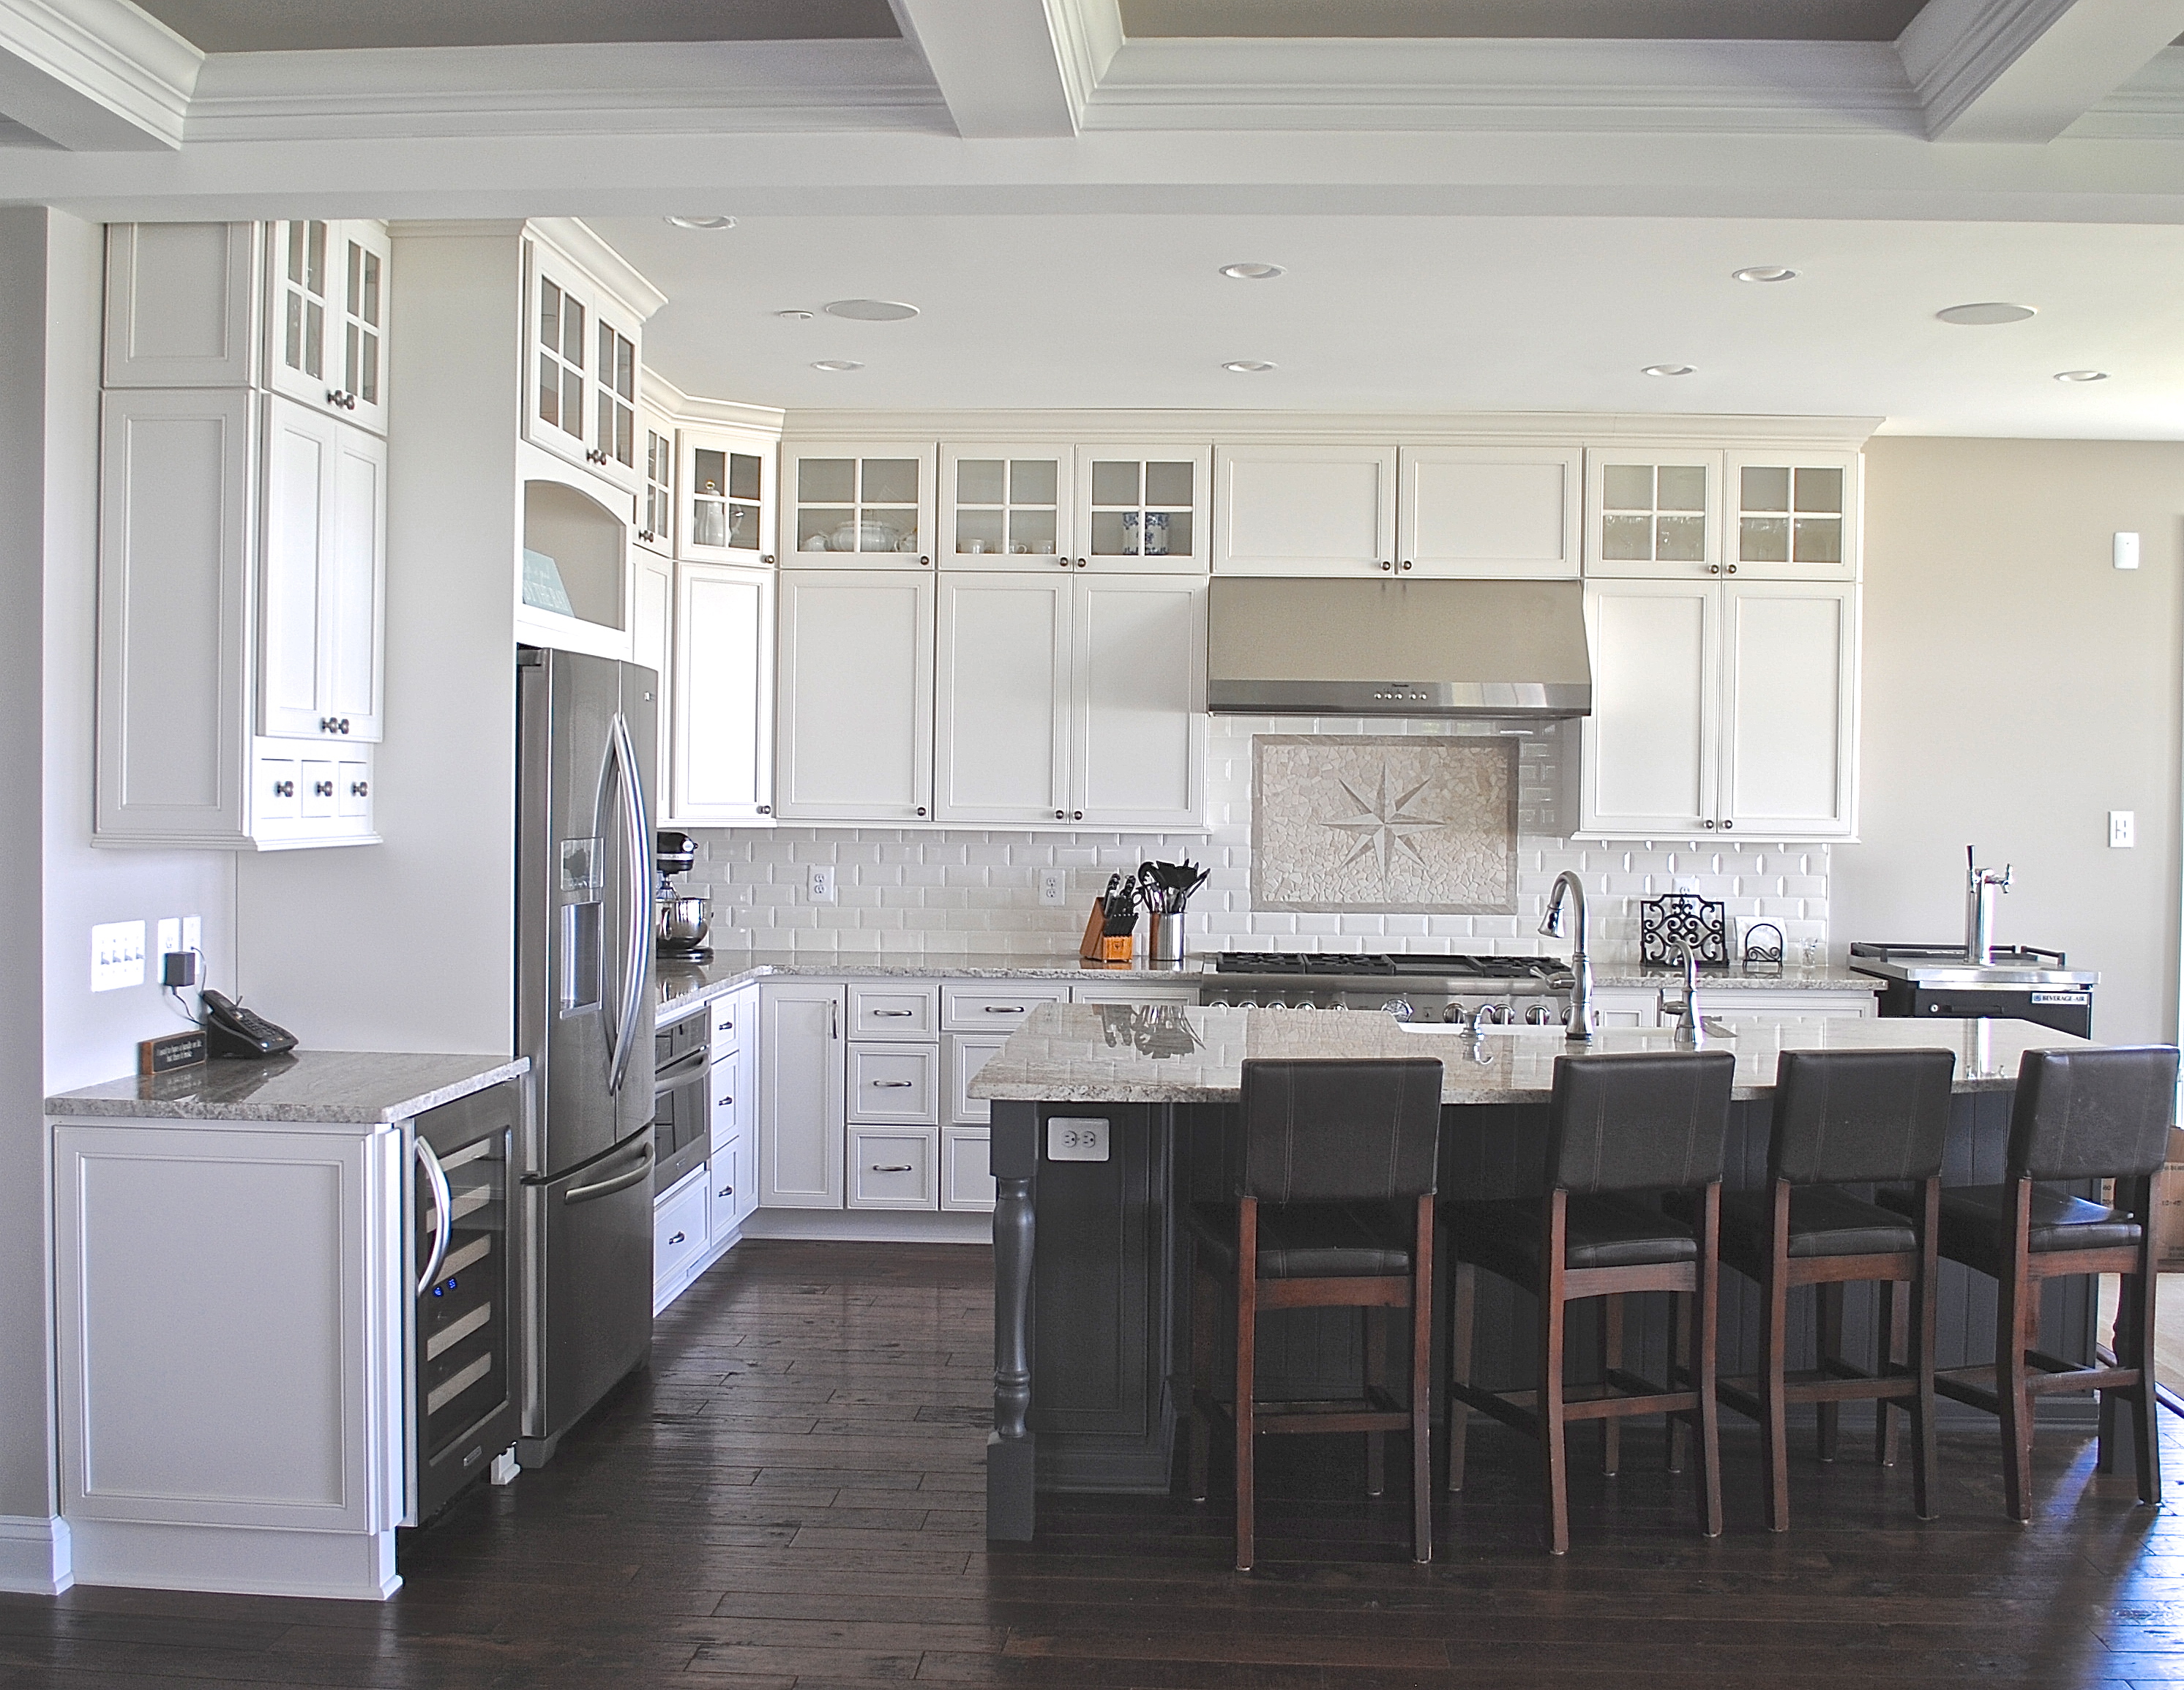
[1539,871,1598,1042]
[1662,938,1705,1045]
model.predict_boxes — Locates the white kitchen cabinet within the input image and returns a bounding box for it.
[758,983,845,1208]
[941,984,1070,1031]
[670,564,775,825]
[850,983,939,1040]
[1214,444,1396,575]
[848,1044,939,1125]
[942,1129,996,1213]
[1589,988,1661,1030]
[1069,983,1199,1006]
[1077,446,1209,574]
[679,424,777,567]
[945,1031,1011,1126]
[632,550,673,779]
[266,220,392,436]
[516,453,636,661]
[708,1135,753,1247]
[654,1167,708,1311]
[636,403,676,556]
[103,222,261,389]
[774,570,935,821]
[1396,445,1582,579]
[1073,575,1205,829]
[784,443,935,568]
[1584,448,1721,579]
[259,395,387,744]
[942,443,1072,567]
[1579,577,1857,842]
[523,231,648,497]
[933,574,1072,825]
[1724,450,1859,582]
[97,387,378,850]
[847,1126,940,1211]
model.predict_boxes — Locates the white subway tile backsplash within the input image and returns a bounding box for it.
[682,715,1828,960]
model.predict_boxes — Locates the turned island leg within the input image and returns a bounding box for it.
[989,1101,1039,1541]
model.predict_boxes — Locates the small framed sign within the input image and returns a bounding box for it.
[138,1030,208,1075]
[1047,1118,1110,1162]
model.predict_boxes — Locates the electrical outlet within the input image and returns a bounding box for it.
[2110,810,2136,848]
[91,921,146,992]
[807,864,837,904]
[182,914,201,954]
[1672,876,1700,894]
[1038,869,1068,908]
[157,918,180,959]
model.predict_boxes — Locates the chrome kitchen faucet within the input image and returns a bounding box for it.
[1540,871,1598,1042]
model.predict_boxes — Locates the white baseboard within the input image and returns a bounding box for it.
[744,1208,992,1246]
[67,1519,397,1601]
[0,1515,72,1595]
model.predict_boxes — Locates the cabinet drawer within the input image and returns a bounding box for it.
[941,984,1069,1031]
[257,755,302,823]
[654,1170,707,1291]
[848,1127,939,1211]
[1070,984,1197,1006]
[945,1032,1009,1126]
[850,983,938,1039]
[708,992,747,1057]
[707,1137,749,1247]
[942,1128,995,1213]
[848,1043,938,1125]
[336,759,370,818]
[708,1051,744,1151]
[300,758,337,819]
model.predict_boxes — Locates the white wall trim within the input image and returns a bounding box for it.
[0,1514,72,1595]
[0,0,199,149]
[643,368,787,436]
[529,217,668,321]
[1899,0,2184,141]
[2070,44,2184,138]
[743,1208,991,1246]
[889,0,1078,138]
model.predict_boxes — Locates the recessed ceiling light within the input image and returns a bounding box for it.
[1219,263,1285,280]
[811,359,863,373]
[1223,360,1276,373]
[2054,369,2109,382]
[665,215,736,231]
[1732,266,1797,284]
[1936,302,2036,326]
[775,309,814,321]
[1642,364,1696,378]
[823,299,919,322]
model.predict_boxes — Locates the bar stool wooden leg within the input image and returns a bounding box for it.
[1911,1180,1940,1521]
[1761,1183,1792,1533]
[1446,1260,1475,1494]
[1412,1194,1435,1563]
[1189,1260,1216,1503]
[1540,1192,1571,1556]
[1665,1290,1687,1474]
[1877,1278,1906,1468]
[1601,1295,1623,1477]
[2128,1184,2162,1506]
[1365,1307,1388,1498]
[1997,1181,2035,1525]
[1696,1184,1724,1541]
[1235,1199,1260,1571]
[1816,1281,1844,1462]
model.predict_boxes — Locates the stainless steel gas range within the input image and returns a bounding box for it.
[1200,951,1573,1025]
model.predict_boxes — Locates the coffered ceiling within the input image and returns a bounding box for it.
[1117,0,1933,42]
[126,0,901,53]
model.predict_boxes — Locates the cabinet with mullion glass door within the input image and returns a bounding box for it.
[679,426,777,567]
[523,238,644,497]
[1077,446,1209,574]
[1724,450,1858,581]
[940,445,1072,572]
[635,403,675,556]
[782,444,935,569]
[266,220,392,436]
[1582,449,1721,578]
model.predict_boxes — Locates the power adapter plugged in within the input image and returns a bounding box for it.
[162,951,198,988]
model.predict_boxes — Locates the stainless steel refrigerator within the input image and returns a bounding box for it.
[515,646,658,1467]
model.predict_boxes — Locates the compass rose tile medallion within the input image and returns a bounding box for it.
[1251,735,1517,914]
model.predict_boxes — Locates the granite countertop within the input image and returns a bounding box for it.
[47,1051,530,1124]
[967,1003,2082,1107]
[1590,965,1882,993]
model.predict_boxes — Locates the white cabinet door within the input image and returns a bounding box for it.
[636,405,676,556]
[1579,580,1719,838]
[784,444,935,569]
[266,220,393,435]
[940,443,1072,568]
[758,984,845,1208]
[774,570,935,821]
[945,1031,1009,1126]
[1589,989,1661,1029]
[1077,446,1209,574]
[679,425,777,567]
[934,575,1072,825]
[1213,444,1396,575]
[847,1044,939,1126]
[258,397,385,744]
[523,239,642,496]
[1724,450,1858,582]
[1397,445,1582,579]
[321,416,387,741]
[1072,576,1205,829]
[847,1127,940,1211]
[104,222,261,389]
[941,1129,996,1213]
[672,564,775,825]
[1719,580,1858,840]
[1585,448,1722,580]
[632,551,673,791]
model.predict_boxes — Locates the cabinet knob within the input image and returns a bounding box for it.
[758,804,771,815]
[1073,810,1083,820]
[761,554,775,566]
[916,807,927,817]
[919,556,931,567]
[1076,558,1087,569]
[1400,560,1413,571]
[1055,810,1065,819]
[1709,564,1721,575]
[350,781,369,798]
[1726,564,1738,575]
[1721,819,1735,830]
[314,780,334,797]
[1380,560,1393,572]
[274,779,294,798]
[1703,818,1717,829]
[1057,556,1071,569]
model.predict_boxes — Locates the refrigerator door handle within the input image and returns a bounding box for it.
[564,1142,653,1204]
[606,709,649,1099]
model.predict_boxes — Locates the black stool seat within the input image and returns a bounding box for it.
[1878,1182,2139,1275]
[1448,1194,1697,1279]
[1719,1186,1914,1261]
[1186,1201,1413,1279]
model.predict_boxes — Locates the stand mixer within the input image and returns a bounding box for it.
[654,830,712,960]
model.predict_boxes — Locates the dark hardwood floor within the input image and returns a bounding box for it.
[7,1239,2184,1688]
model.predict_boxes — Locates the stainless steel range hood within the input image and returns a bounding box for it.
[1206,577,1592,720]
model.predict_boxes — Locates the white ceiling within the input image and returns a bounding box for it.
[126,0,900,52]
[597,212,2184,436]
[1117,0,1932,42]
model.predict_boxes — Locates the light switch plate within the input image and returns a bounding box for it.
[91,921,146,992]
[2115,531,2141,570]
[1037,869,1068,908]
[807,865,836,904]
[1047,1118,1110,1162]
[2110,810,2135,848]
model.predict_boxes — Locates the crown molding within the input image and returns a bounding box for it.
[643,367,786,433]
[529,217,668,320]
[2071,45,2184,137]
[0,0,198,149]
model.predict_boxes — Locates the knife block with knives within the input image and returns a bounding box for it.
[1080,874,1138,962]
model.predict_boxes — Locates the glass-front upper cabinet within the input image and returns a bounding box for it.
[1724,450,1858,580]
[266,220,392,435]
[1076,446,1210,574]
[522,234,644,498]
[782,444,935,569]
[1583,448,1721,578]
[678,425,776,566]
[636,403,676,556]
[940,444,1072,571]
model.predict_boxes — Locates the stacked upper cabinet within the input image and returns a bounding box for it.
[98,222,391,849]
[1577,445,1859,841]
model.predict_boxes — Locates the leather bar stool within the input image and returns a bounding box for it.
[1683,1047,1956,1530]
[1878,1044,2180,1522]
[1443,1049,1735,1555]
[1186,1056,1444,1573]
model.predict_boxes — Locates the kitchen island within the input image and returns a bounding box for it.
[968,1004,2090,1541]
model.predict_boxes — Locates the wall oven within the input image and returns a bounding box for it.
[652,1009,709,1194]
[409,1080,521,1522]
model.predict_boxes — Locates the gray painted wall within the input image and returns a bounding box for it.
[1836,436,2184,1047]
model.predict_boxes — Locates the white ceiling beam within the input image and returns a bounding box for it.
[888,0,1101,137]
[0,0,198,149]
[1899,0,2184,141]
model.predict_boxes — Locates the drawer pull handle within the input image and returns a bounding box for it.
[667,1230,686,1246]
[982,1005,1025,1014]
[872,1164,913,1173]
[718,1185,733,1197]
[872,1079,913,1088]
[717,1096,733,1107]
[872,1009,914,1017]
